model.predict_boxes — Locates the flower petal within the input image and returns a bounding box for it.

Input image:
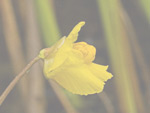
[89,63,113,81]
[39,36,66,59]
[73,42,96,63]
[51,64,105,95]
[67,21,85,42]
[43,36,73,77]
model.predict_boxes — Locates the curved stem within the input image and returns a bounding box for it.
[0,56,40,106]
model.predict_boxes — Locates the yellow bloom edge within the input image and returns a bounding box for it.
[39,21,113,95]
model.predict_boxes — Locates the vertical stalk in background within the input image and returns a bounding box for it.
[120,9,150,110]
[139,0,150,22]
[117,5,146,113]
[98,92,114,113]
[35,0,80,113]
[50,81,79,113]
[0,0,28,106]
[98,0,136,111]
[26,0,46,113]
[35,0,60,46]
[16,0,27,27]
[97,0,146,112]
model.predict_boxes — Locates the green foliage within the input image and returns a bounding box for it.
[139,0,150,22]
[97,0,138,112]
[35,0,60,46]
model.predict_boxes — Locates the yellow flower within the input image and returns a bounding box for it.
[39,22,113,95]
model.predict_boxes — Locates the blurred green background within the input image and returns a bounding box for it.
[0,0,149,113]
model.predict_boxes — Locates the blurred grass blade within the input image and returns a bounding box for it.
[16,0,27,26]
[97,0,146,112]
[50,81,79,113]
[98,92,115,113]
[120,9,150,110]
[35,0,80,113]
[0,0,28,106]
[26,0,46,113]
[118,5,146,113]
[139,0,150,22]
[35,0,60,46]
